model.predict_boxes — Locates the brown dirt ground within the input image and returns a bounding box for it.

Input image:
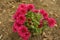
[0,0,60,40]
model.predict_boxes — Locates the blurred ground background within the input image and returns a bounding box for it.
[0,0,60,40]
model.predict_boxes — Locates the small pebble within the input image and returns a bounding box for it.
[3,10,6,13]
[54,14,59,18]
[0,22,2,24]
[40,0,44,2]
[43,38,47,40]
[43,32,46,35]
[22,1,26,3]
[0,35,3,39]
[30,0,33,2]
[49,12,53,15]
[12,5,15,8]
[42,3,48,7]
[53,0,55,2]
[43,32,48,38]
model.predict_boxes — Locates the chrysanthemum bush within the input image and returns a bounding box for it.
[12,4,56,40]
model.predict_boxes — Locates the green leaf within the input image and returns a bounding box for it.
[35,13,42,21]
[40,25,48,33]
[25,11,45,35]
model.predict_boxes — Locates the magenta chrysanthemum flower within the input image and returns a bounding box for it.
[47,18,56,28]
[12,22,21,32]
[13,4,27,20]
[22,32,31,40]
[16,15,26,24]
[27,4,35,11]
[17,25,30,40]
[17,4,28,12]
[13,8,27,20]
[17,8,27,15]
[17,25,28,36]
[39,9,48,20]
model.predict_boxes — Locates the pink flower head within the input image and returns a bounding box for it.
[17,8,27,15]
[32,9,39,13]
[22,32,31,40]
[13,8,27,20]
[17,4,27,11]
[47,18,56,28]
[27,4,35,11]
[38,19,43,28]
[12,22,21,32]
[39,9,49,20]
[17,25,28,36]
[16,15,26,24]
[17,25,31,40]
